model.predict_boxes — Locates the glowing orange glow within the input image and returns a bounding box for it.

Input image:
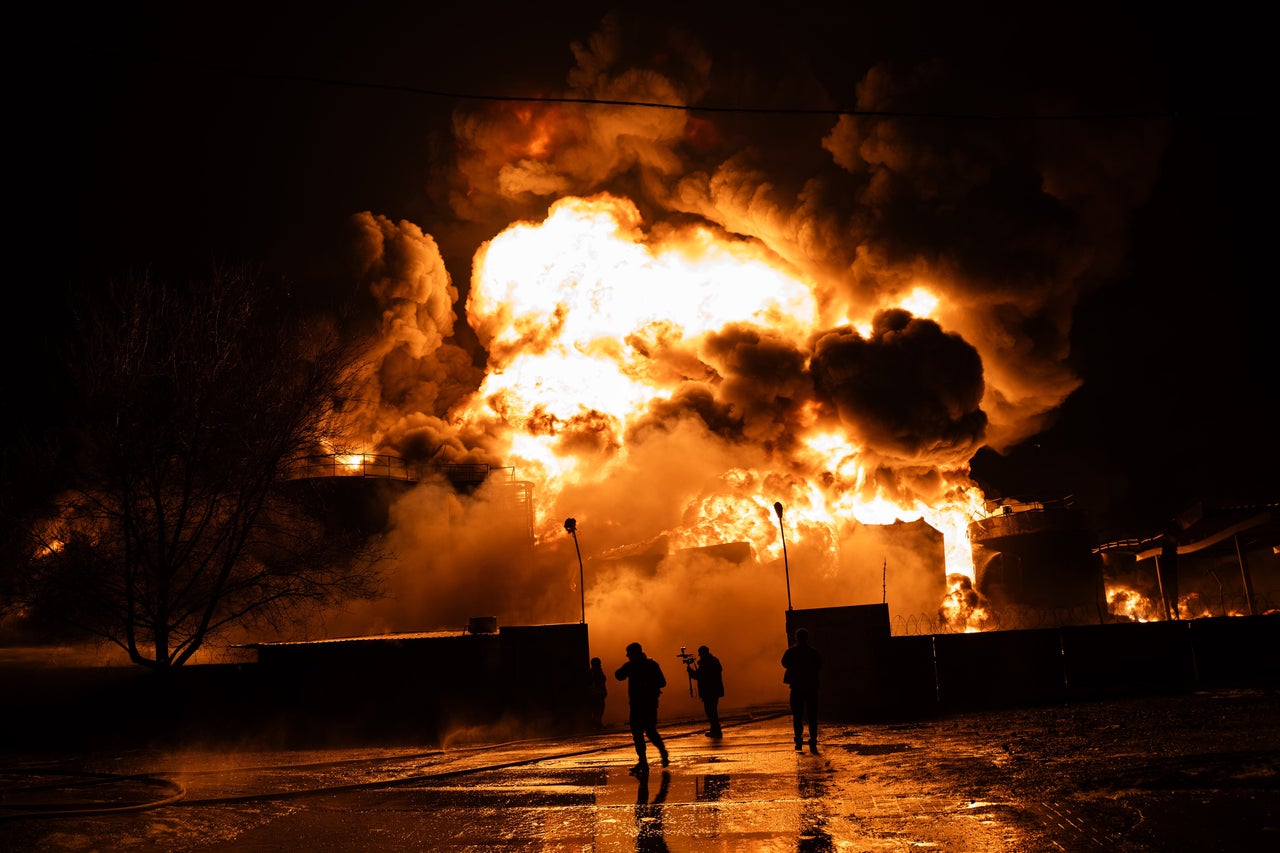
[1107,584,1155,622]
[31,508,102,561]
[337,454,367,473]
[1105,585,1250,622]
[938,574,993,632]
[898,286,939,319]
[514,105,557,159]
[36,538,65,559]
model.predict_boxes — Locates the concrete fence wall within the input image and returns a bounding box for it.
[5,613,1277,752]
[1,623,594,752]
[788,605,1280,721]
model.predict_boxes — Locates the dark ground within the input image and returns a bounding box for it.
[2,687,1277,851]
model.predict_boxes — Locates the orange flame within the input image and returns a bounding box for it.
[448,193,985,579]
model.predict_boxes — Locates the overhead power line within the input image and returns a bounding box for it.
[138,56,1175,122]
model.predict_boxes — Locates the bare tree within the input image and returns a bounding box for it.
[7,267,386,668]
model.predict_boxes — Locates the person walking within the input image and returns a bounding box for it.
[781,627,821,753]
[588,657,608,729]
[615,642,670,774]
[686,645,724,738]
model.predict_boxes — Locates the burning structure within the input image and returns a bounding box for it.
[968,496,1106,622]
[1096,501,1280,622]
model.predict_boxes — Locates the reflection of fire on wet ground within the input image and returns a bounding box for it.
[2,690,1276,852]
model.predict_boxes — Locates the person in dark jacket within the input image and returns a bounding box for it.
[781,627,821,753]
[615,642,669,774]
[686,645,724,738]
[588,657,608,729]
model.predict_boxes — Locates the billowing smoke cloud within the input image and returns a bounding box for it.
[435,14,1165,451]
[811,309,986,470]
[344,211,490,465]
[300,12,1168,717]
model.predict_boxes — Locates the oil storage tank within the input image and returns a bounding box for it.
[969,496,1105,617]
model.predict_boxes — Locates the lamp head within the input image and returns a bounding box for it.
[564,517,577,534]
[773,501,783,519]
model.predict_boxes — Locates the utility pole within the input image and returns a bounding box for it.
[565,518,585,623]
[774,502,792,610]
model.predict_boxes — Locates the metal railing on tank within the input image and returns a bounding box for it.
[980,494,1076,518]
[286,453,419,481]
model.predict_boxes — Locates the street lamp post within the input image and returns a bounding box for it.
[565,517,585,623]
[774,501,792,611]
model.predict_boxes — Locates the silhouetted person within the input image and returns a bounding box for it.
[781,627,821,753]
[686,645,724,738]
[588,656,608,729]
[615,642,669,774]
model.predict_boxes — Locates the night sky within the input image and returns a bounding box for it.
[9,1,1275,542]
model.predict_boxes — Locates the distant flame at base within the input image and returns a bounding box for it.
[939,573,993,632]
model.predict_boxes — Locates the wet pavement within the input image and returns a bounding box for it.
[3,687,1278,851]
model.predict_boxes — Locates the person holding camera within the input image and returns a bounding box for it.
[685,645,724,739]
